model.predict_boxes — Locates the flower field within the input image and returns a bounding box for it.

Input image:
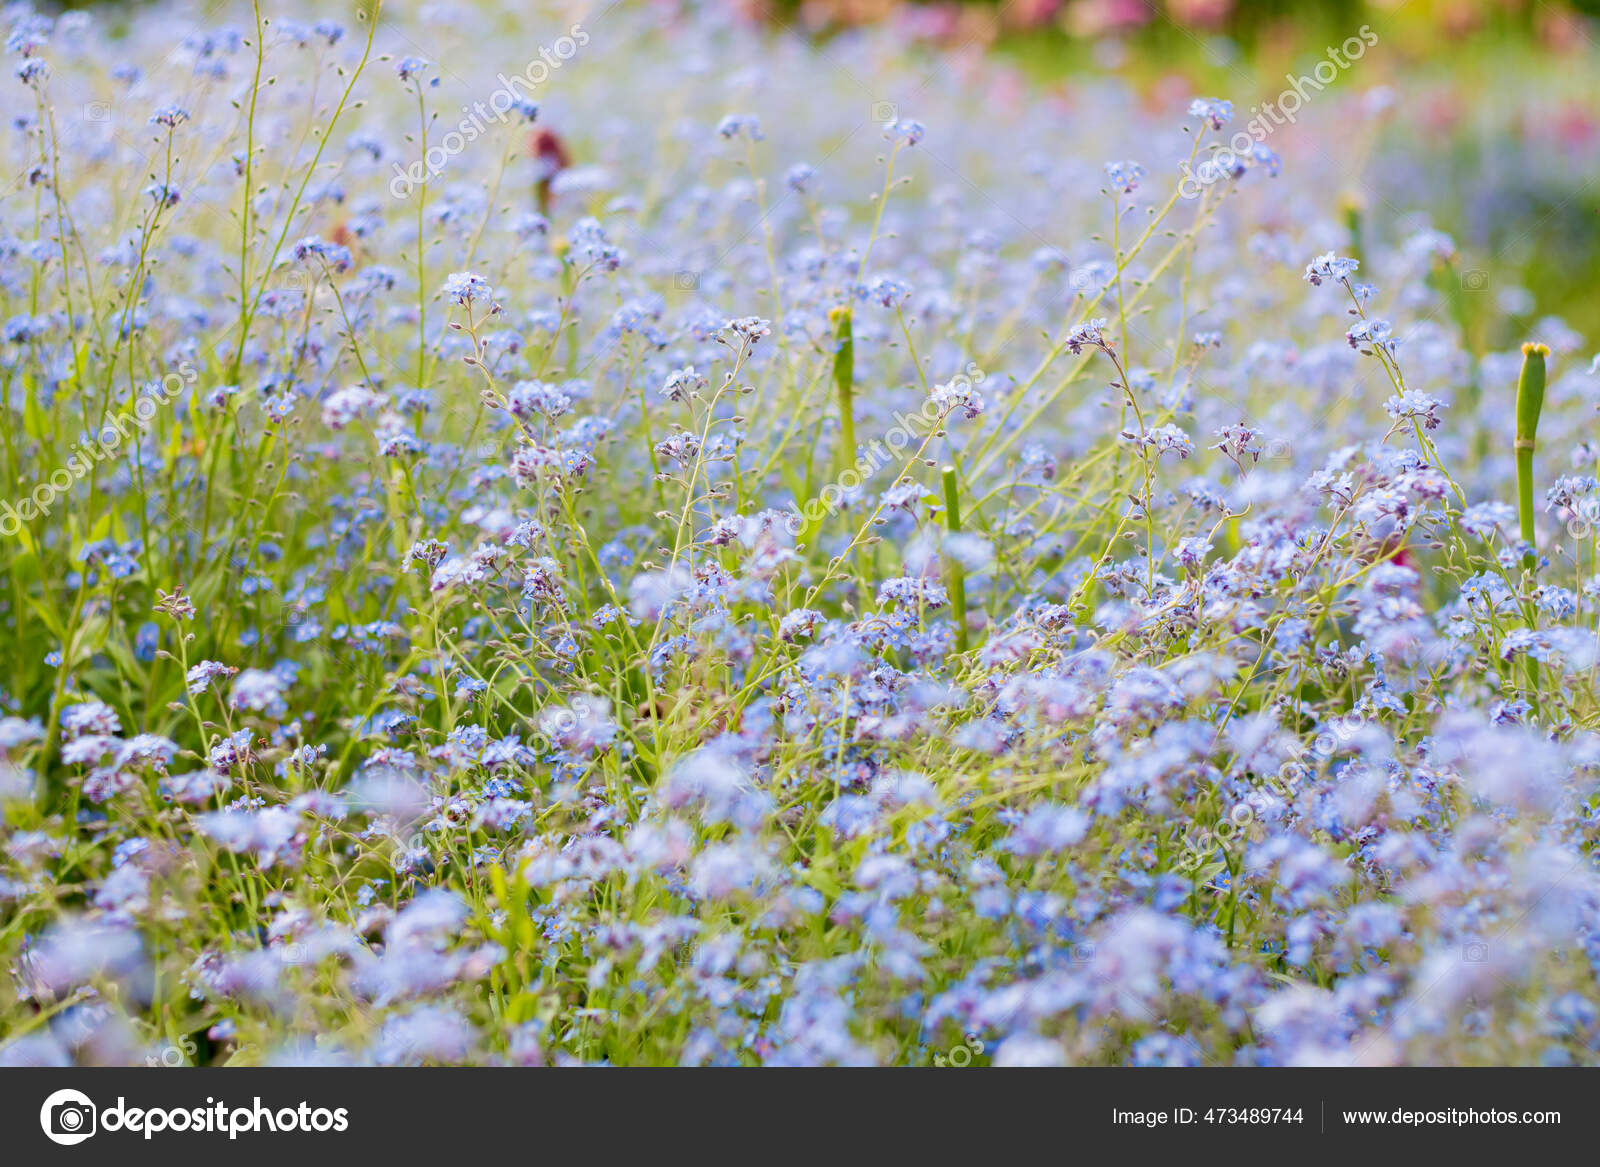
[3,0,1600,1068]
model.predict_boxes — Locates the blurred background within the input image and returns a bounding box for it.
[707,0,1600,337]
[60,0,1600,335]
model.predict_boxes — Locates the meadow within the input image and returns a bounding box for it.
[3,0,1600,1067]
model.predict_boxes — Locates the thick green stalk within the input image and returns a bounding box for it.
[942,466,969,655]
[831,306,855,475]
[1516,342,1548,570]
[1515,341,1548,701]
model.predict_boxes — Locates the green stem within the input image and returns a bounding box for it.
[831,305,855,475]
[1340,192,1364,272]
[1515,342,1548,571]
[1516,340,1548,700]
[942,466,969,655]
